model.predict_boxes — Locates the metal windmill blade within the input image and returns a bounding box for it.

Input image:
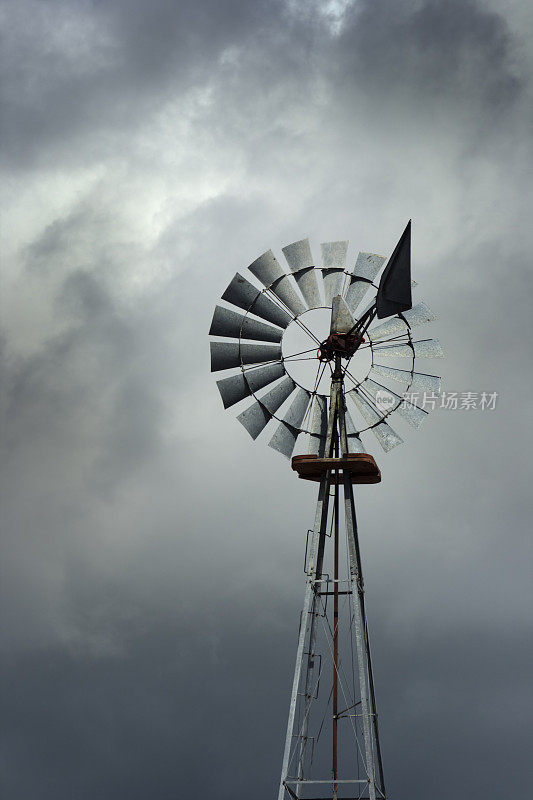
[237,376,296,440]
[210,341,282,372]
[348,389,404,452]
[369,363,441,394]
[321,241,348,305]
[345,252,386,314]
[282,238,323,309]
[307,395,328,456]
[361,378,428,429]
[269,387,311,458]
[216,362,286,409]
[248,250,307,316]
[345,406,366,453]
[210,305,284,342]
[372,338,445,360]
[222,273,293,328]
[368,301,436,342]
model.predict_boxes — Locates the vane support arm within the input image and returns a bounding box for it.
[346,301,377,340]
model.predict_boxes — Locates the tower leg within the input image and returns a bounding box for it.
[295,590,320,796]
[343,473,377,799]
[344,475,387,798]
[278,472,332,800]
[332,472,339,798]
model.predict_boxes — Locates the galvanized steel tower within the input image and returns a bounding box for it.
[209,224,443,799]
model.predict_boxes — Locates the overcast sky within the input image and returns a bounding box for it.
[1,1,533,797]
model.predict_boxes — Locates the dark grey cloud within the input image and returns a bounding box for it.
[339,0,522,110]
[1,0,532,798]
[0,0,291,168]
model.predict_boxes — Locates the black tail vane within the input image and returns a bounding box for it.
[376,220,412,319]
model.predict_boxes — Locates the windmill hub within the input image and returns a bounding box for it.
[318,331,365,362]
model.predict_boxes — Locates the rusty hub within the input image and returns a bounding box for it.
[317,331,365,362]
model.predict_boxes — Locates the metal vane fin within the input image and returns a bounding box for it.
[209,306,283,343]
[269,388,311,458]
[216,373,249,410]
[373,339,444,359]
[307,395,327,456]
[321,241,348,305]
[322,241,349,271]
[237,403,270,441]
[347,434,365,454]
[222,273,292,328]
[295,268,322,309]
[369,364,442,394]
[282,238,313,272]
[345,405,358,435]
[237,376,295,439]
[344,406,366,453]
[401,301,436,327]
[323,269,346,306]
[363,378,428,428]
[368,301,436,342]
[345,252,385,314]
[268,422,300,459]
[210,341,282,372]
[248,250,307,316]
[348,389,403,452]
[282,239,322,309]
[245,362,286,393]
[368,421,403,453]
[368,316,408,342]
[260,376,297,414]
[216,362,285,409]
[281,387,311,429]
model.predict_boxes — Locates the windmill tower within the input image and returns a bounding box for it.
[209,223,443,799]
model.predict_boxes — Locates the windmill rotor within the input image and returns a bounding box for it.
[209,235,443,459]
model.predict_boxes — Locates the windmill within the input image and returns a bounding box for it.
[209,222,443,799]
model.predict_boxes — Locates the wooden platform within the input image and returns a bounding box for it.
[291,453,381,484]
